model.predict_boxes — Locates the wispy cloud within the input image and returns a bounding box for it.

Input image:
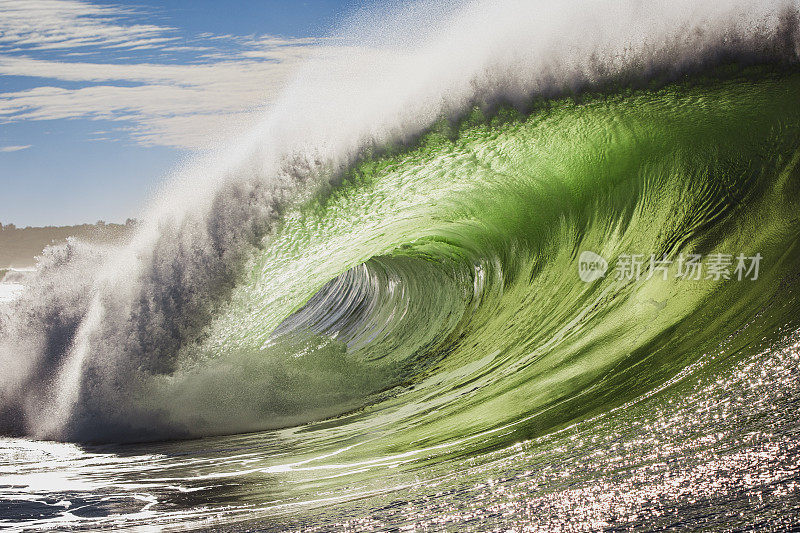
[0,49,334,148]
[0,145,32,152]
[0,0,345,149]
[0,0,175,53]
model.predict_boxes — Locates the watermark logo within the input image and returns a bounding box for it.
[578,251,608,282]
[578,251,762,283]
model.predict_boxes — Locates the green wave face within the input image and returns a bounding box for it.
[3,65,799,530]
[156,69,800,468]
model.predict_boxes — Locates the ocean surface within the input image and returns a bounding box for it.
[2,0,800,530]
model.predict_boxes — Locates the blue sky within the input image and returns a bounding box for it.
[0,0,372,227]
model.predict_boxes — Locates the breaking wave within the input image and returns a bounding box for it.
[1,0,800,450]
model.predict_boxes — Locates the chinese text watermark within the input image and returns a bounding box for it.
[579,252,761,283]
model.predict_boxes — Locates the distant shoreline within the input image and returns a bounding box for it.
[0,221,135,269]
